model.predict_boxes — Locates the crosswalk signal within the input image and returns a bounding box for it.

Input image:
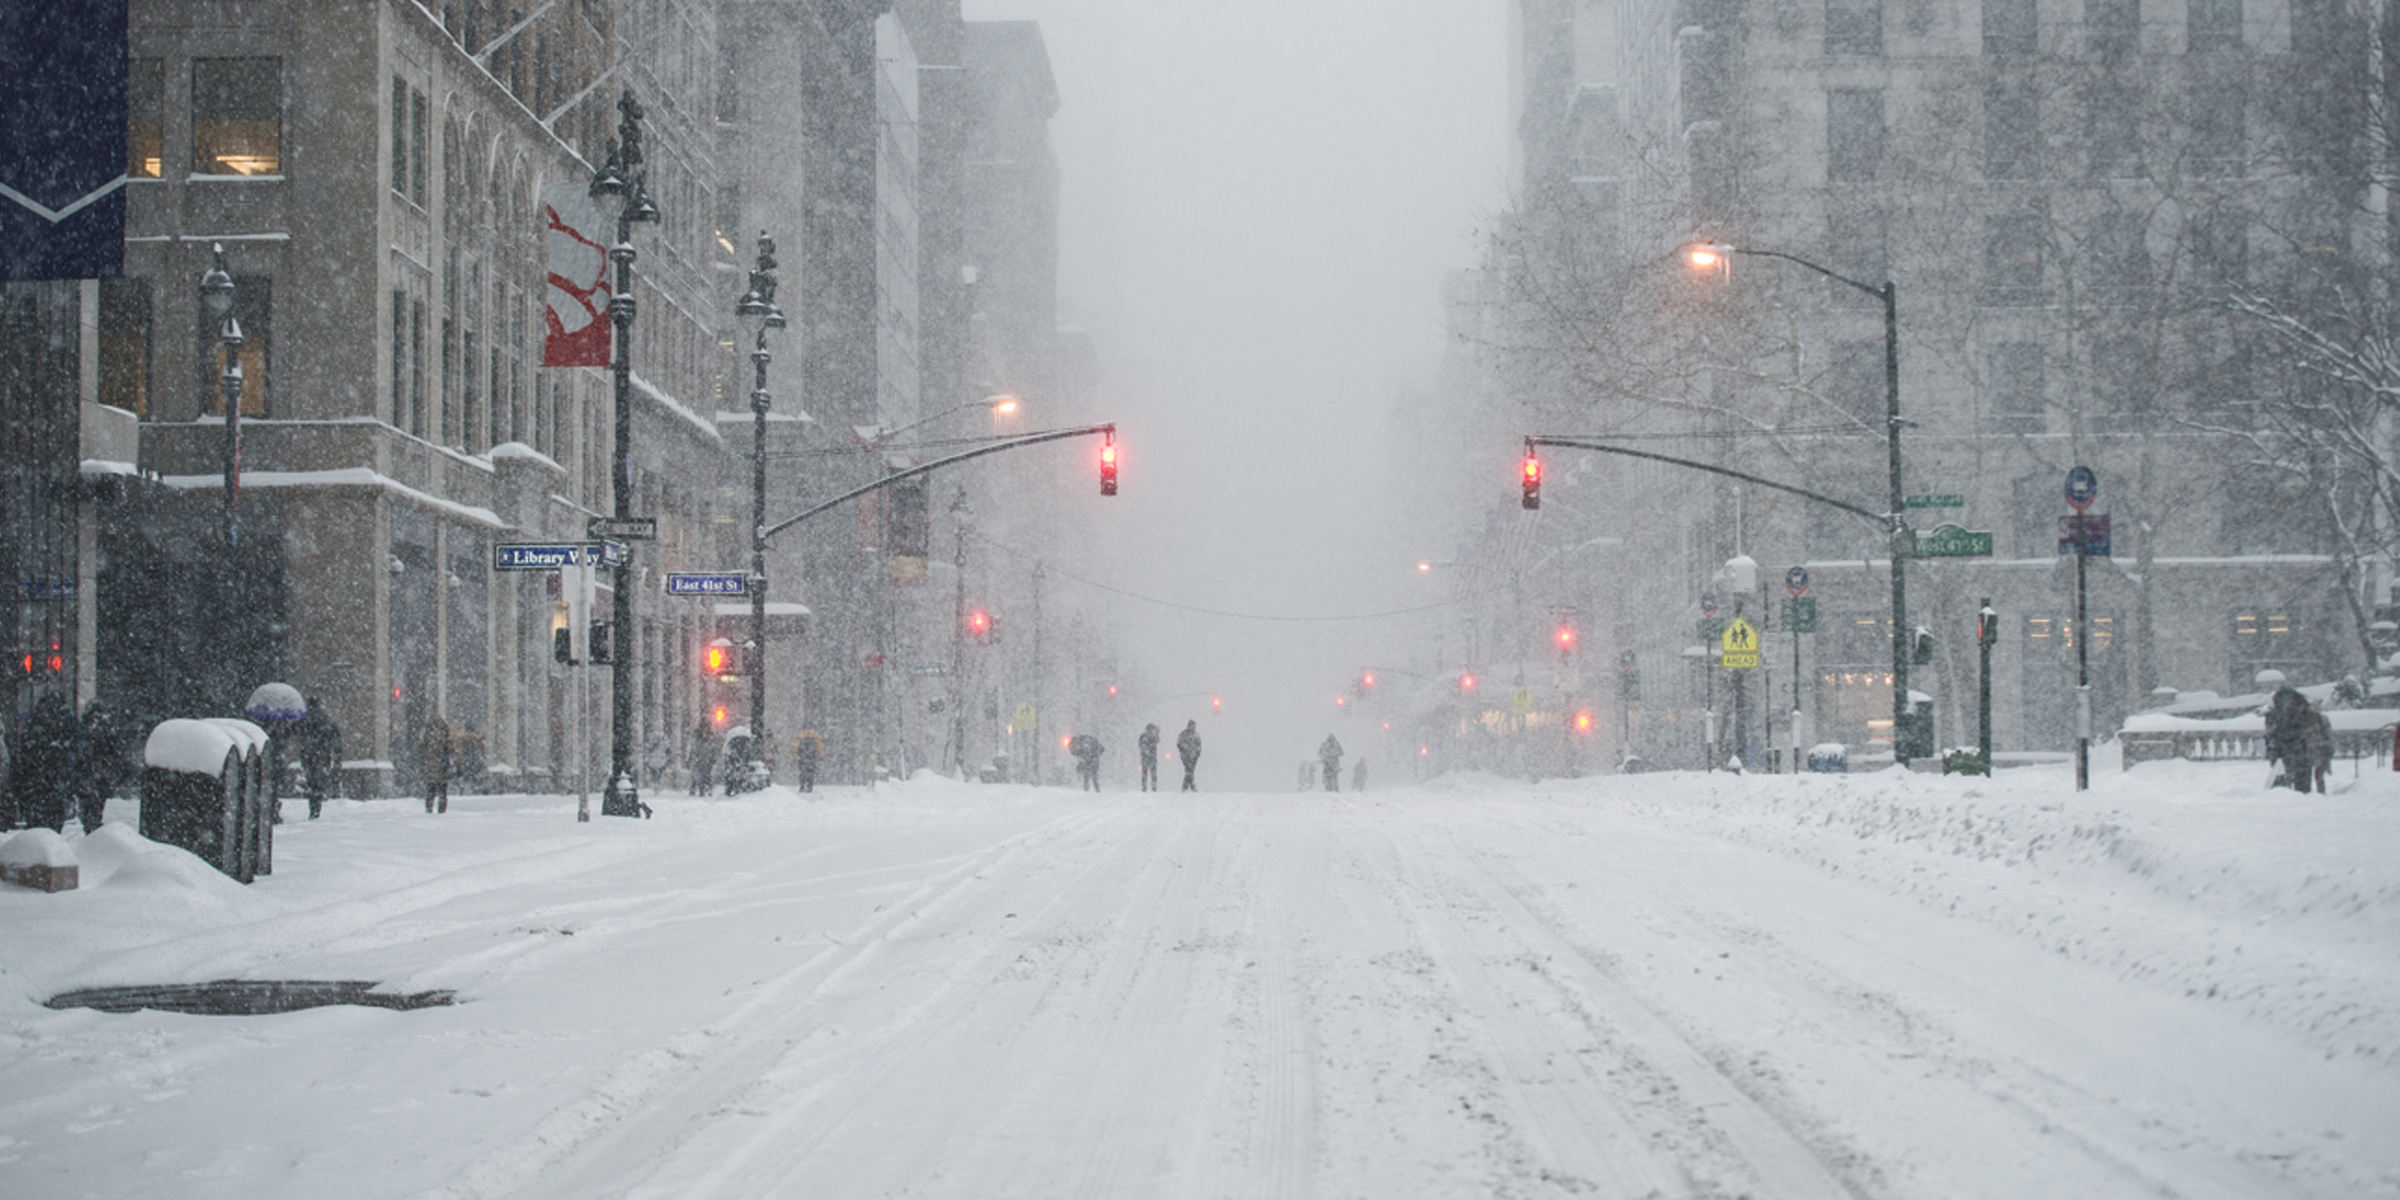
[1521,445,1542,510]
[703,636,735,677]
[589,620,614,665]
[1099,435,1118,496]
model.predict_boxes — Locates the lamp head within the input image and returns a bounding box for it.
[984,394,1019,415]
[1687,243,1732,269]
[199,243,235,319]
[588,139,628,219]
[735,231,783,333]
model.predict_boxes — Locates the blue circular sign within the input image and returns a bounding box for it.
[1617,649,1637,671]
[2065,465,2098,512]
[1700,591,1720,618]
[1785,566,1809,598]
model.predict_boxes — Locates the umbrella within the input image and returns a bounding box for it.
[243,682,305,723]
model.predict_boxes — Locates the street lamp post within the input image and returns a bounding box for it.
[1690,243,1913,764]
[590,90,660,818]
[735,234,786,791]
[199,244,241,554]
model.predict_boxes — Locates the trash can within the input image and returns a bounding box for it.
[140,718,272,883]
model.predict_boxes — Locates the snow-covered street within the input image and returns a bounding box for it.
[4,762,2397,1199]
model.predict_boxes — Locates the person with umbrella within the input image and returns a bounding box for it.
[292,697,342,819]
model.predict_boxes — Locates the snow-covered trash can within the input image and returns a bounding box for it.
[1807,742,1849,773]
[141,719,271,883]
[0,828,78,892]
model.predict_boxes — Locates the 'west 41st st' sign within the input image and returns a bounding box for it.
[1911,524,1994,558]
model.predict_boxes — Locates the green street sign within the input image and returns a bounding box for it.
[1904,493,1965,509]
[1781,596,1818,632]
[1914,524,1995,557]
[1697,617,1724,644]
[1618,669,1640,701]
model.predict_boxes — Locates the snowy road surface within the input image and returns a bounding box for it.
[3,763,2396,1198]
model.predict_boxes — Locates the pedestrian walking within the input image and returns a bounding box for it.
[419,712,452,813]
[0,719,13,830]
[12,694,81,832]
[793,728,823,793]
[1318,733,1344,793]
[688,719,719,795]
[1070,733,1105,792]
[1137,723,1160,791]
[1176,720,1202,792]
[2306,701,2335,794]
[76,701,125,834]
[2265,685,2310,790]
[293,696,342,819]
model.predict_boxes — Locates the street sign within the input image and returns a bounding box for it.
[1616,648,1637,671]
[1510,686,1536,715]
[2058,513,2112,557]
[1618,670,1640,700]
[1781,596,1819,633]
[1699,591,1719,618]
[1785,565,1809,598]
[1697,617,1724,645]
[666,573,748,596]
[911,664,950,676]
[16,579,73,601]
[1904,493,1965,509]
[2066,465,2098,513]
[495,543,603,571]
[587,516,657,541]
[1913,524,1995,557]
[1721,618,1760,669]
[1013,701,1038,731]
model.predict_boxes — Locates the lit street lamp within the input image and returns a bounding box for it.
[734,233,786,792]
[199,243,241,553]
[590,90,661,818]
[1688,242,1915,763]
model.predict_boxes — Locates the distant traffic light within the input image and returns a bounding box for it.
[1210,696,1222,714]
[703,636,736,677]
[589,620,614,664]
[1574,709,1595,734]
[1460,671,1477,693]
[1099,436,1118,496]
[968,609,992,642]
[1554,625,1576,654]
[1521,445,1541,510]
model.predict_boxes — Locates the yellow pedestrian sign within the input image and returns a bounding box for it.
[1011,701,1037,732]
[1510,686,1536,715]
[1720,617,1760,669]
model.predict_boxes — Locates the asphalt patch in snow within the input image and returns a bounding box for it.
[44,980,456,1015]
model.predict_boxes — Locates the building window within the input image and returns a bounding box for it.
[127,58,163,179]
[1985,81,2041,179]
[412,89,428,205]
[2189,88,2243,178]
[1983,213,2046,305]
[2090,330,2158,413]
[1827,208,1887,307]
[2221,468,2324,555]
[197,275,270,416]
[2087,86,2143,178]
[1827,89,1885,182]
[718,37,739,123]
[2188,0,2240,51]
[98,278,153,419]
[412,299,427,438]
[393,290,409,430]
[2087,210,2152,301]
[393,79,428,204]
[2088,0,2139,52]
[1990,342,2045,433]
[1985,0,2038,53]
[2229,609,2326,689]
[2012,472,2058,554]
[192,57,281,176]
[1827,0,1884,53]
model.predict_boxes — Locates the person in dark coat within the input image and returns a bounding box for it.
[2265,685,2311,790]
[688,719,719,795]
[2305,701,2335,794]
[1318,733,1344,793]
[1136,723,1160,791]
[792,728,822,793]
[419,712,452,813]
[16,694,81,832]
[76,701,124,834]
[1175,720,1202,792]
[293,697,342,819]
[1069,733,1104,792]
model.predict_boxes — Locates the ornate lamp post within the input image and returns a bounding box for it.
[734,233,786,791]
[589,91,660,817]
[199,244,242,553]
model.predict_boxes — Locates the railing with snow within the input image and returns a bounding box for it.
[2118,710,2396,771]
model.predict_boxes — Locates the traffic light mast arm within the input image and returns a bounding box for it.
[761,423,1116,544]
[1524,436,1888,526]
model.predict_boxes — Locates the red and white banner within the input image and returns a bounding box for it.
[542,184,610,367]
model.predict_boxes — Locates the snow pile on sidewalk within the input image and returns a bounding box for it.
[1574,758,2400,1066]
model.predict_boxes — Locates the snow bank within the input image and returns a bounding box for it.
[0,828,75,868]
[144,719,241,775]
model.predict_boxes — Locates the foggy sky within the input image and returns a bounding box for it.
[958,0,1510,788]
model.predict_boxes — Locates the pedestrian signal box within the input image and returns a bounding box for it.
[703,636,736,677]
[1100,437,1118,496]
[1521,447,1542,510]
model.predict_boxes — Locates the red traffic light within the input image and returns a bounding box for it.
[1099,437,1118,496]
[703,637,736,677]
[1521,447,1542,510]
[1210,696,1222,712]
[968,609,992,640]
[1555,625,1576,651]
[1574,709,1595,734]
[1460,671,1477,692]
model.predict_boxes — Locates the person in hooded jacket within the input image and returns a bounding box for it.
[1175,720,1202,792]
[2305,700,2336,794]
[2265,685,2311,789]
[1318,733,1344,793]
[76,701,125,834]
[16,694,81,832]
[293,696,342,819]
[419,712,452,813]
[1137,723,1160,791]
[1069,733,1105,792]
[792,728,823,793]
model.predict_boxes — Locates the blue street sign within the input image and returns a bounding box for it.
[1700,591,1720,618]
[666,573,748,596]
[1785,566,1809,598]
[2065,465,2098,513]
[1617,648,1637,671]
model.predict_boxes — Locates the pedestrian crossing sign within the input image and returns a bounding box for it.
[1721,618,1760,669]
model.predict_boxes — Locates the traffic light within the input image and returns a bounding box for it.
[1210,696,1222,714]
[554,627,572,664]
[589,620,614,664]
[703,636,736,677]
[967,609,992,642]
[1574,709,1595,734]
[1460,671,1477,693]
[1521,445,1541,510]
[712,704,729,726]
[1554,625,1576,655]
[1099,435,1118,496]
[1911,626,1935,665]
[1362,671,1376,689]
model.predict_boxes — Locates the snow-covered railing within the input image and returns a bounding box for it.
[2118,709,2396,771]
